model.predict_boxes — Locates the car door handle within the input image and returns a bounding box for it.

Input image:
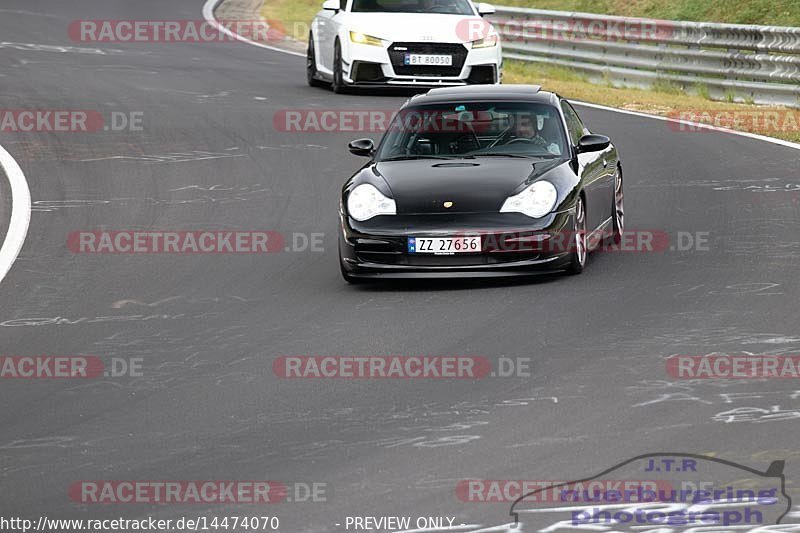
[602,159,608,168]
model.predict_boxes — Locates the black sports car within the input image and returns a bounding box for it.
[338,84,624,282]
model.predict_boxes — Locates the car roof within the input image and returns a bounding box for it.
[406,85,559,107]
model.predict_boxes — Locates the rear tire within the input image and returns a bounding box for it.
[566,195,587,275]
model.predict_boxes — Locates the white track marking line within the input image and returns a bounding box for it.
[572,100,800,151]
[203,0,800,153]
[202,0,305,57]
[0,142,32,285]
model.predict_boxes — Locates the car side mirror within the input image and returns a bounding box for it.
[576,134,610,154]
[477,3,496,16]
[322,0,339,11]
[349,138,375,157]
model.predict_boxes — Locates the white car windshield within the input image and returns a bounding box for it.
[351,0,474,15]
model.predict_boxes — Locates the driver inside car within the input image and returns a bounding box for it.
[507,114,549,146]
[501,113,563,155]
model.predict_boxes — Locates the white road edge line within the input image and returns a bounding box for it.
[202,0,305,58]
[203,0,800,153]
[0,142,31,285]
[572,100,800,151]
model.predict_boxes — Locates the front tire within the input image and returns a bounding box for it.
[566,195,587,275]
[611,166,624,245]
[306,33,325,88]
[332,40,349,94]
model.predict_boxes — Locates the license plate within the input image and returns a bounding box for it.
[404,54,453,66]
[408,236,481,254]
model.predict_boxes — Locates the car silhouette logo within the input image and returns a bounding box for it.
[509,452,792,529]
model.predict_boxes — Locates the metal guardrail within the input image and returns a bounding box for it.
[489,6,800,107]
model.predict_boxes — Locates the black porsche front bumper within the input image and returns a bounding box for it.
[339,210,578,279]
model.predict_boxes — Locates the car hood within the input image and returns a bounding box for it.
[371,158,562,214]
[345,13,488,44]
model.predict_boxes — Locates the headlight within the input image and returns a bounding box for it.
[350,31,385,46]
[500,180,558,218]
[347,184,396,221]
[471,33,498,48]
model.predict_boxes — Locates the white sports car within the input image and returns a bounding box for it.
[307,0,502,92]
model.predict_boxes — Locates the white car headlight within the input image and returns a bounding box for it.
[471,33,498,48]
[500,180,558,218]
[350,31,385,46]
[347,184,396,221]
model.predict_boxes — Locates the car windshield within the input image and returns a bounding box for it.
[351,0,474,15]
[375,102,569,161]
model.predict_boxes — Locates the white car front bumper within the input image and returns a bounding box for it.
[343,41,502,86]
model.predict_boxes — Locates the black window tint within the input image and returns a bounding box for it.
[561,101,586,146]
[375,102,568,160]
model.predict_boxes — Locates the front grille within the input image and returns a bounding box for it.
[352,233,544,267]
[357,251,541,267]
[405,254,486,266]
[388,42,467,77]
